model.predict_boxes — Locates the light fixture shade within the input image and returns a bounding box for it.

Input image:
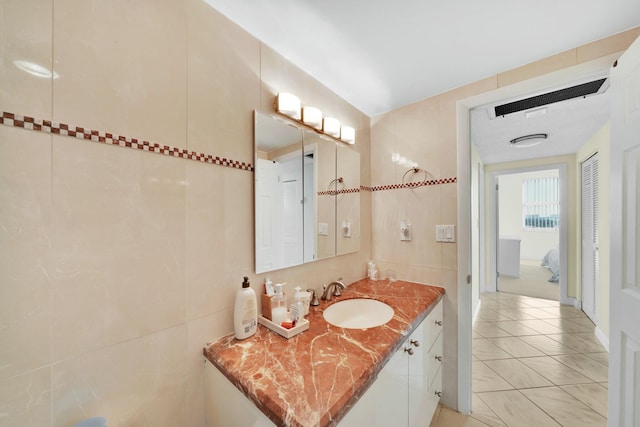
[302,106,323,129]
[510,133,548,148]
[340,126,355,144]
[276,93,301,120]
[323,117,341,137]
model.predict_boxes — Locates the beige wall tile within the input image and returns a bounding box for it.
[187,1,260,161]
[52,325,187,427]
[53,0,188,148]
[187,308,234,427]
[51,137,186,361]
[0,0,52,118]
[0,127,52,380]
[0,368,51,427]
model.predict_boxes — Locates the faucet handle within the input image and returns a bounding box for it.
[333,284,342,297]
[308,289,320,306]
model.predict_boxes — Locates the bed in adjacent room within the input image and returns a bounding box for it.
[541,246,560,282]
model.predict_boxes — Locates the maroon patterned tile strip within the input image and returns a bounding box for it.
[0,111,253,171]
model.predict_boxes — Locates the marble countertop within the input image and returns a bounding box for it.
[203,278,445,427]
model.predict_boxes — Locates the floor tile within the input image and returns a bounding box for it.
[476,390,561,427]
[584,352,608,367]
[541,317,594,333]
[521,387,607,427]
[519,356,593,385]
[431,405,493,427]
[552,354,608,382]
[516,319,563,334]
[516,335,578,356]
[483,359,553,389]
[489,320,539,336]
[472,339,513,360]
[472,361,514,392]
[487,337,545,358]
[561,383,608,417]
[546,333,606,353]
[493,309,538,321]
[471,393,506,426]
[474,322,512,338]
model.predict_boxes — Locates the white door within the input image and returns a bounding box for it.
[609,35,640,427]
[581,153,599,323]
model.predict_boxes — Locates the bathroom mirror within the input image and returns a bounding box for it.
[254,111,359,274]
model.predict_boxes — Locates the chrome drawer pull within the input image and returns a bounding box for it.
[435,355,442,362]
[435,391,442,397]
[404,347,414,355]
[435,320,442,326]
[410,339,420,347]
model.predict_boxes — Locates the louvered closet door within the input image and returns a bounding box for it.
[581,153,598,324]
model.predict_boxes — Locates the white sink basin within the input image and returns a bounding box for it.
[323,298,394,329]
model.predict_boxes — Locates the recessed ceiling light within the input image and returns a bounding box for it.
[510,133,548,148]
[13,60,60,79]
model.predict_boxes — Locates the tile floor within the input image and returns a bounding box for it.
[430,292,608,427]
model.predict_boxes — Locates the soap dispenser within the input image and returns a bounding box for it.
[234,276,257,340]
[271,283,287,325]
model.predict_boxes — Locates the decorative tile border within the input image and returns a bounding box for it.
[1,111,457,187]
[368,177,457,191]
[318,187,361,196]
[0,111,254,171]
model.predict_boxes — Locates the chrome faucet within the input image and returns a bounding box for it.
[321,279,346,301]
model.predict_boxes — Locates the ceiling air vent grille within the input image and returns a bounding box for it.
[494,78,607,117]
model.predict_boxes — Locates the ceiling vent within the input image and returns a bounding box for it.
[492,78,608,118]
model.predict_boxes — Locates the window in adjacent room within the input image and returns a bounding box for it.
[522,177,559,230]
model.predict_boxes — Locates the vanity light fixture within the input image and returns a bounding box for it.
[302,106,323,129]
[510,133,548,148]
[276,93,301,120]
[323,117,341,138]
[340,126,355,144]
[274,93,355,144]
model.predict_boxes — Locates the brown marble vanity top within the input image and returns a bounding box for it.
[203,278,445,427]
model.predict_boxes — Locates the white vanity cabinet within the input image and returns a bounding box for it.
[342,299,444,427]
[204,298,444,427]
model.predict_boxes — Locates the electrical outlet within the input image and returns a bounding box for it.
[401,221,412,241]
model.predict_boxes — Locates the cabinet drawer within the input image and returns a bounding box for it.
[426,300,443,352]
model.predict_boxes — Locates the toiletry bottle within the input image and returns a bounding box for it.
[234,276,257,340]
[271,283,287,325]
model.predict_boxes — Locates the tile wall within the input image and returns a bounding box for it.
[0,1,371,426]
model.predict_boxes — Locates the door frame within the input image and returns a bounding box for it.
[456,53,618,414]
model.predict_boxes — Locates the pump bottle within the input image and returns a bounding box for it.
[234,276,257,339]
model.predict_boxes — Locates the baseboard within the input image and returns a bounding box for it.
[560,296,578,307]
[472,300,482,326]
[595,326,610,352]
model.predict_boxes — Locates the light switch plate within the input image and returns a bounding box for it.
[436,225,455,242]
[318,223,328,236]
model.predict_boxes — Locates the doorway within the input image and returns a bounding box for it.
[456,54,617,414]
[495,169,561,301]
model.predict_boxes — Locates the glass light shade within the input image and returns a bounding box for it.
[340,126,355,144]
[302,106,323,129]
[276,93,301,120]
[323,117,341,137]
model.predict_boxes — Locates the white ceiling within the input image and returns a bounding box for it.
[205,0,639,163]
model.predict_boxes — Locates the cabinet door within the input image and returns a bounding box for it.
[376,344,409,426]
[408,319,431,427]
[426,300,443,353]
